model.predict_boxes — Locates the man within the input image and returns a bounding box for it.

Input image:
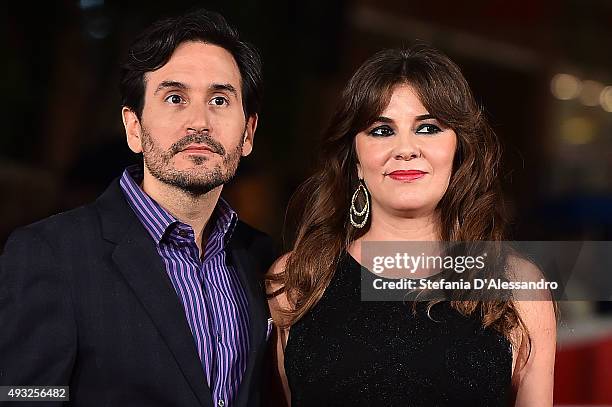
[0,9,275,407]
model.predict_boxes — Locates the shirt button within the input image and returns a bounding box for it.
[178,230,188,238]
[218,399,225,407]
[217,333,222,343]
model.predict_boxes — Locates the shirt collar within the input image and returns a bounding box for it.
[119,164,238,245]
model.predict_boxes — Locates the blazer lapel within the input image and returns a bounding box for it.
[230,242,268,407]
[96,180,214,407]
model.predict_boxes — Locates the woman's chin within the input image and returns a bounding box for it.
[385,204,436,218]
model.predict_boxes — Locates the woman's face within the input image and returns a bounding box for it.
[355,84,457,218]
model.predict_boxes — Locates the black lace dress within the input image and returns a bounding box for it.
[284,253,512,406]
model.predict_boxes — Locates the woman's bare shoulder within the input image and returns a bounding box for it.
[506,253,556,405]
[505,254,545,282]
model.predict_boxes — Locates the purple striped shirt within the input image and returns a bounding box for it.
[119,165,249,407]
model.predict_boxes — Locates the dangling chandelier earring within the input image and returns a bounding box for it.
[350,180,370,228]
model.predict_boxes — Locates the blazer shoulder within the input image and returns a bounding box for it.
[3,204,100,252]
[5,177,130,249]
[32,203,97,231]
[232,220,278,271]
[234,219,274,245]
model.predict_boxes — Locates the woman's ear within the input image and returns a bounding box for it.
[122,107,143,153]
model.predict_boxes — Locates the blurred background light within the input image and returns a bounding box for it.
[560,116,595,145]
[551,73,581,100]
[86,16,111,39]
[600,86,612,112]
[79,0,104,10]
[579,80,604,107]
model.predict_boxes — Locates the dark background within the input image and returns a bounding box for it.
[2,0,612,244]
[3,0,612,403]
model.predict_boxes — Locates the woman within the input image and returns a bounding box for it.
[267,46,555,406]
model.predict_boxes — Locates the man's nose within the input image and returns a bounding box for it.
[186,102,211,133]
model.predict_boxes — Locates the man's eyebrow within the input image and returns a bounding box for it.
[153,80,188,95]
[210,83,238,97]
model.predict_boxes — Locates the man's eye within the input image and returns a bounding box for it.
[369,125,394,137]
[165,94,185,104]
[209,96,229,106]
[415,124,441,134]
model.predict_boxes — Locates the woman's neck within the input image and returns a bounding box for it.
[363,210,439,242]
[349,209,440,263]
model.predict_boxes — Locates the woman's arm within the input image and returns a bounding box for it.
[510,257,557,406]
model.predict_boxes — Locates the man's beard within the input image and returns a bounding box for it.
[140,127,244,196]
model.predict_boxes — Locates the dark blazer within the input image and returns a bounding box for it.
[0,178,276,407]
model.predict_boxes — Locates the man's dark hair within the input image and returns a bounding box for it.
[119,9,262,120]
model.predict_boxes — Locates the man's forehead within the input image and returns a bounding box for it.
[145,41,241,92]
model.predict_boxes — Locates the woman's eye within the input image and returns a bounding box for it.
[165,94,185,105]
[209,96,229,106]
[415,124,441,134]
[369,125,394,137]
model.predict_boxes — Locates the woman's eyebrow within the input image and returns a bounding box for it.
[415,113,436,121]
[372,116,394,124]
[374,114,437,123]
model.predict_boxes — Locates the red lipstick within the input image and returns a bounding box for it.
[387,170,427,181]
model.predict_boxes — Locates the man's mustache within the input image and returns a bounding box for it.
[169,132,226,156]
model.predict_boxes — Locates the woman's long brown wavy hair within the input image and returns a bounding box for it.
[271,45,526,343]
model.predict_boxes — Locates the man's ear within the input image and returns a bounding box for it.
[241,114,258,157]
[122,107,143,153]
